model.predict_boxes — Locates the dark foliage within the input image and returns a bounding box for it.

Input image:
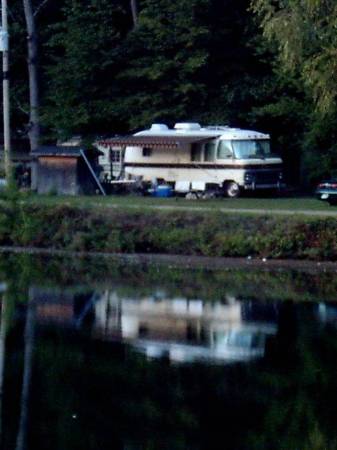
[6,0,337,184]
[1,203,337,260]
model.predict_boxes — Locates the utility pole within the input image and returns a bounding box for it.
[0,0,11,183]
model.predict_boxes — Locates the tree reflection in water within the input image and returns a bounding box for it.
[15,294,35,450]
[0,287,8,447]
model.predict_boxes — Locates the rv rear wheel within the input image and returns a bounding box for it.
[224,181,240,198]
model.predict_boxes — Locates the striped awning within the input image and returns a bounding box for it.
[98,135,219,149]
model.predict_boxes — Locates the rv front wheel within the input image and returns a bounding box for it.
[224,181,240,198]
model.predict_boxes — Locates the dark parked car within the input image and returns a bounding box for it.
[316,180,337,205]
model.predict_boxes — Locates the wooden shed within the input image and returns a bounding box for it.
[32,146,103,195]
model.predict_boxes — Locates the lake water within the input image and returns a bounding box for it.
[1,253,337,450]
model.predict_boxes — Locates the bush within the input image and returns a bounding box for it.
[1,203,337,261]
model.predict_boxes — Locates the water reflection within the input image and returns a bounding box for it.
[33,288,279,364]
[1,256,337,450]
[0,284,7,445]
[317,302,337,326]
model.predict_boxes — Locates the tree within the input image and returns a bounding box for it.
[44,0,130,138]
[250,0,337,115]
[44,0,268,135]
[250,0,337,183]
[22,0,40,151]
[116,0,210,129]
[117,0,264,130]
[9,0,56,150]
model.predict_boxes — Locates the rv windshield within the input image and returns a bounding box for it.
[232,140,273,159]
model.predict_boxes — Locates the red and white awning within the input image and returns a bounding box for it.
[98,135,219,149]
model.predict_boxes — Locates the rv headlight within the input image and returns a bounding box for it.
[278,172,283,180]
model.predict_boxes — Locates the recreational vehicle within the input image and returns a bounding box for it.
[99,123,284,197]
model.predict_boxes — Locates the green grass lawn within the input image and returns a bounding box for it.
[22,192,337,213]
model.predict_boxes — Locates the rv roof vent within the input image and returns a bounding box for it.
[150,123,169,132]
[205,125,229,131]
[174,123,201,131]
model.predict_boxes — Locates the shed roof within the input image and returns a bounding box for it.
[98,135,218,149]
[33,146,83,157]
[33,146,103,157]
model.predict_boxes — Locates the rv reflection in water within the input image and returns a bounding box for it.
[317,303,337,326]
[33,287,278,364]
[93,293,278,364]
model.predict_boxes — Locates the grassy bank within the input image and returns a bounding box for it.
[1,200,337,260]
[24,192,336,212]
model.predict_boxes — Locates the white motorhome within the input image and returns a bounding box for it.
[99,122,284,197]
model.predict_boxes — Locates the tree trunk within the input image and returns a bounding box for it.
[22,0,40,152]
[130,0,138,28]
[2,0,13,184]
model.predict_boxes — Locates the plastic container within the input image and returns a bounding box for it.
[154,185,173,198]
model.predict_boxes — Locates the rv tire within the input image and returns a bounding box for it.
[224,181,240,198]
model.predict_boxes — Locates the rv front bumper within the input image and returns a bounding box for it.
[243,170,285,190]
[244,182,286,190]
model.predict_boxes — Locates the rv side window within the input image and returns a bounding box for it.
[142,147,152,157]
[204,142,216,162]
[110,149,121,162]
[191,144,202,161]
[217,141,232,159]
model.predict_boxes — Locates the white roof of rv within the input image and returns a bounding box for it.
[135,123,270,140]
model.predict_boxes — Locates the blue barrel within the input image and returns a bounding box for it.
[154,185,173,197]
